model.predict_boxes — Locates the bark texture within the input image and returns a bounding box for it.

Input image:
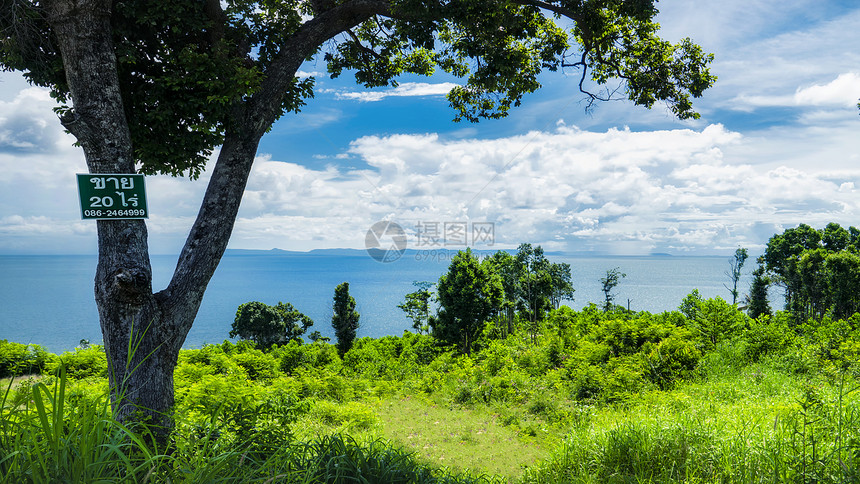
[45,0,173,431]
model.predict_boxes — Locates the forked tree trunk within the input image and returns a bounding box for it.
[44,0,258,436]
[43,0,386,437]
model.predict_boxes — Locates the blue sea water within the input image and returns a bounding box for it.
[0,251,767,353]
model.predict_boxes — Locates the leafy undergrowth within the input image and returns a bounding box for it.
[4,301,860,482]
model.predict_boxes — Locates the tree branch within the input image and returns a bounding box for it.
[160,0,395,320]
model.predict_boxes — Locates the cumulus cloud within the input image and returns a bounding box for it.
[735,72,860,108]
[794,73,860,106]
[0,88,69,153]
[332,82,459,102]
[2,120,859,255]
[179,122,859,254]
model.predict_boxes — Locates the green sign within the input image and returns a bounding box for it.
[77,174,148,220]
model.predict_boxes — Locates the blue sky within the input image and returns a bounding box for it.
[1,0,859,255]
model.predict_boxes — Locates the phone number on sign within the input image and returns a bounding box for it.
[83,209,147,218]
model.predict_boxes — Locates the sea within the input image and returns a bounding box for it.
[0,250,772,353]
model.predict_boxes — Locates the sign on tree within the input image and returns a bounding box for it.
[77,174,148,220]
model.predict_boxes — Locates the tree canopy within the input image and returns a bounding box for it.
[434,248,504,354]
[763,223,860,321]
[230,301,314,348]
[1,0,716,177]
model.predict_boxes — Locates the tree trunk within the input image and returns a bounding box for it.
[43,0,252,435]
[42,0,379,437]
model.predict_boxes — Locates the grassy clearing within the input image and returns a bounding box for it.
[0,374,43,389]
[375,395,549,481]
[288,393,550,481]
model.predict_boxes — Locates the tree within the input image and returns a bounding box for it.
[724,247,748,305]
[433,248,504,355]
[230,301,313,348]
[747,260,771,320]
[763,223,860,323]
[484,250,522,336]
[1,0,715,430]
[548,261,575,310]
[308,330,330,343]
[600,267,626,312]
[763,223,822,318]
[332,282,360,355]
[483,245,574,340]
[515,243,554,324]
[823,251,860,320]
[397,281,433,335]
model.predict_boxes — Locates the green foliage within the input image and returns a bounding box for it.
[747,260,772,319]
[47,346,108,380]
[434,249,505,355]
[482,244,574,336]
[0,340,51,378]
[398,281,434,335]
[743,312,795,362]
[3,294,860,482]
[332,282,360,355]
[764,222,860,322]
[230,300,314,348]
[680,291,748,350]
[2,0,715,182]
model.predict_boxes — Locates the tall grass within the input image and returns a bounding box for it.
[0,368,160,483]
[0,368,496,483]
[521,368,860,484]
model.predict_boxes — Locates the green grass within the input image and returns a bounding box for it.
[375,395,549,481]
[521,364,860,483]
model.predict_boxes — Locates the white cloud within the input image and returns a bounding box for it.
[6,120,855,255]
[333,82,459,102]
[734,72,860,108]
[0,87,70,154]
[794,73,860,107]
[169,122,857,254]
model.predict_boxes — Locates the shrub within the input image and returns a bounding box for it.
[0,340,53,378]
[47,346,107,380]
[231,348,279,381]
[743,312,795,362]
[645,333,702,389]
[686,295,748,350]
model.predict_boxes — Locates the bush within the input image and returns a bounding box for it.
[47,346,107,380]
[645,333,702,389]
[743,312,795,362]
[0,340,52,378]
[231,348,279,381]
[685,295,748,350]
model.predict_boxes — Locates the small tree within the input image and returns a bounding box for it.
[434,249,504,355]
[307,331,330,343]
[747,262,771,319]
[398,281,434,335]
[332,282,360,355]
[230,301,313,348]
[549,262,575,310]
[600,268,626,312]
[724,248,749,305]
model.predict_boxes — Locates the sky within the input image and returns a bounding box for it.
[1,0,859,256]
